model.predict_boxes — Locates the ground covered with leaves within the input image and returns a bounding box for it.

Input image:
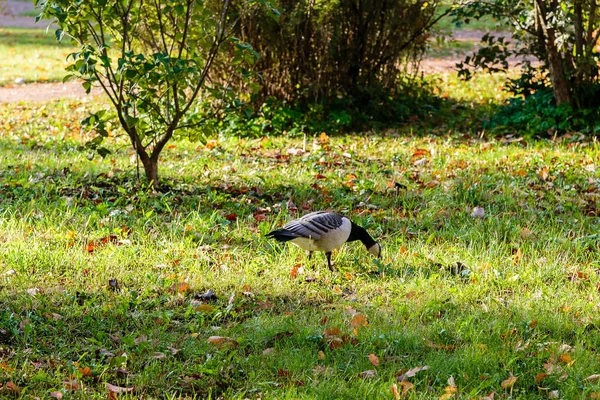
[1,79,600,400]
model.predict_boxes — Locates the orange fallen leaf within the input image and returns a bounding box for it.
[78,366,92,377]
[350,313,369,329]
[318,132,329,144]
[534,372,548,383]
[4,381,20,393]
[558,353,572,364]
[368,353,379,367]
[391,383,401,399]
[290,264,302,279]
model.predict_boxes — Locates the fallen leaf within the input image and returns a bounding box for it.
[106,383,134,393]
[152,352,166,359]
[534,372,548,383]
[4,381,20,393]
[78,366,92,377]
[399,380,415,395]
[262,347,274,356]
[318,350,325,360]
[50,391,63,399]
[501,375,517,389]
[350,313,369,329]
[368,353,379,367]
[391,383,401,400]
[194,289,217,301]
[253,213,267,221]
[63,378,80,391]
[134,334,148,345]
[207,336,239,348]
[194,304,215,312]
[318,132,329,144]
[558,353,572,364]
[584,374,600,383]
[225,213,238,221]
[548,390,559,399]
[397,365,430,381]
[290,264,302,279]
[426,340,457,351]
[360,369,376,379]
[277,369,291,376]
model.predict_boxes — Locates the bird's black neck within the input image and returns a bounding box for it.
[348,222,376,249]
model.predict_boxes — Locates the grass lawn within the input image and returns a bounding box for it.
[0,28,77,86]
[1,73,600,399]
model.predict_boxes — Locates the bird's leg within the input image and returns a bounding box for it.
[326,252,333,271]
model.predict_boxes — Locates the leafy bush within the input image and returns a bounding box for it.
[486,87,600,137]
[206,78,444,136]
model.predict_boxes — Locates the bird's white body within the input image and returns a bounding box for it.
[288,217,352,253]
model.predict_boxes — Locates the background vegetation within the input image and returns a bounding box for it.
[1,0,600,398]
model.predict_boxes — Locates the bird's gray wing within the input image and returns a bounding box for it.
[283,212,344,239]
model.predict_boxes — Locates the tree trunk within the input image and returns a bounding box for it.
[534,0,572,106]
[141,156,159,190]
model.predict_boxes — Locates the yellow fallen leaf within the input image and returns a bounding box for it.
[501,375,517,389]
[399,380,414,396]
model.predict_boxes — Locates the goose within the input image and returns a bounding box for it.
[266,211,381,271]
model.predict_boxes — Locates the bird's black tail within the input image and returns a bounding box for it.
[266,228,298,243]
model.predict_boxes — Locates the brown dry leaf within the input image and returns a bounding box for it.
[152,352,166,359]
[106,383,134,393]
[360,370,376,379]
[390,383,401,399]
[480,392,495,400]
[207,336,239,348]
[399,380,415,396]
[4,381,20,393]
[558,353,572,364]
[49,391,63,399]
[513,169,527,177]
[368,353,379,367]
[397,365,430,381]
[538,166,549,181]
[590,392,600,399]
[253,213,267,221]
[584,374,600,383]
[534,372,548,383]
[224,213,238,221]
[317,350,326,360]
[78,366,92,377]
[63,378,80,391]
[501,375,517,389]
[350,313,369,329]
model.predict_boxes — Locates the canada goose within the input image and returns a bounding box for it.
[266,211,381,271]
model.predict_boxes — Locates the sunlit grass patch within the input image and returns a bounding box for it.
[1,68,600,399]
[0,27,77,86]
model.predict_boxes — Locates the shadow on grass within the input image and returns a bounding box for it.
[0,27,70,48]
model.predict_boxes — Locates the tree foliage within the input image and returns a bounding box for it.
[454,0,600,109]
[35,0,262,188]
[235,0,446,103]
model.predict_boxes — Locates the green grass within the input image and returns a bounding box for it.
[0,28,77,86]
[1,76,600,399]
